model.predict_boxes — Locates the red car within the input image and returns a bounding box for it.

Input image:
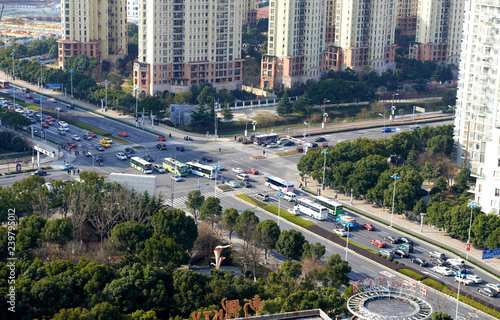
[87,131,97,138]
[119,131,129,137]
[46,121,54,126]
[247,168,259,175]
[66,141,77,148]
[24,94,33,99]
[362,223,375,231]
[371,239,386,248]
[41,123,49,128]
[47,116,56,121]
[157,136,166,141]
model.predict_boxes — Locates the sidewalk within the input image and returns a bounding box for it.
[307,181,500,279]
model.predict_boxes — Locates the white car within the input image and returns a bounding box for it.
[333,229,347,237]
[153,164,165,173]
[225,180,239,188]
[232,167,244,173]
[429,251,446,259]
[43,183,53,192]
[454,275,474,285]
[171,174,182,182]
[447,258,465,267]
[432,266,453,276]
[466,275,482,284]
[116,152,128,160]
[48,98,56,102]
[58,121,67,126]
[485,283,500,293]
[72,134,81,141]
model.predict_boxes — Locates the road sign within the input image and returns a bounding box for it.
[466,243,471,251]
[45,83,62,89]
[482,248,500,260]
[16,163,21,172]
[415,106,426,113]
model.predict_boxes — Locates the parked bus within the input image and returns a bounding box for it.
[314,195,343,215]
[0,80,10,88]
[295,197,328,220]
[254,133,278,145]
[162,157,188,176]
[130,156,152,174]
[186,161,217,179]
[265,175,294,193]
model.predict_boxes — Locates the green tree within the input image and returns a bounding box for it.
[109,221,153,252]
[42,218,73,246]
[266,260,302,297]
[222,208,239,242]
[172,269,209,317]
[126,310,159,320]
[422,161,437,187]
[254,220,280,264]
[17,215,47,258]
[451,167,471,196]
[199,196,223,228]
[442,90,457,107]
[221,106,233,121]
[485,228,500,249]
[276,92,292,115]
[321,254,351,287]
[430,311,453,320]
[140,235,190,267]
[413,199,427,215]
[434,176,449,192]
[89,302,125,319]
[427,135,454,157]
[471,213,500,247]
[425,201,452,233]
[302,242,326,261]
[185,190,205,222]
[276,229,306,260]
[151,209,198,250]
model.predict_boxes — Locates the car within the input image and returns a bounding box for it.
[43,183,53,192]
[95,145,105,151]
[333,229,347,237]
[239,181,251,188]
[41,123,49,128]
[60,125,70,131]
[432,266,452,276]
[400,237,413,245]
[32,169,47,176]
[256,193,270,201]
[143,154,154,162]
[410,125,421,131]
[447,258,465,267]
[214,165,224,171]
[83,134,92,140]
[157,136,166,141]
[176,146,185,152]
[24,94,33,99]
[153,164,165,173]
[411,258,428,267]
[191,159,200,164]
[449,265,467,274]
[103,137,113,144]
[83,150,92,157]
[362,223,375,231]
[118,131,129,137]
[47,116,56,122]
[478,287,497,297]
[466,275,482,284]
[95,155,103,162]
[226,180,239,188]
[430,258,448,266]
[32,99,41,104]
[116,152,128,160]
[232,167,244,173]
[283,141,295,146]
[383,236,401,244]
[315,137,326,142]
[60,163,74,171]
[247,168,259,175]
[485,284,500,293]
[370,239,386,248]
[124,152,133,158]
[99,140,111,148]
[393,249,410,258]
[381,127,392,132]
[266,143,278,148]
[124,147,135,154]
[59,121,68,126]
[429,251,446,259]
[380,250,394,258]
[48,98,56,102]
[201,156,213,162]
[455,276,474,285]
[171,174,182,182]
[72,135,81,141]
[66,141,77,148]
[155,143,167,150]
[87,131,97,137]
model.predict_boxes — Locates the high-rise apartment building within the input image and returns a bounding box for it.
[134,0,244,95]
[260,0,325,89]
[58,0,127,69]
[396,0,418,36]
[454,0,500,214]
[323,0,397,74]
[409,0,464,65]
[127,0,140,24]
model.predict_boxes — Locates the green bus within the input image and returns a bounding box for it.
[162,157,188,176]
[314,195,343,215]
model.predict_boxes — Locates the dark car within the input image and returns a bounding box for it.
[478,287,497,297]
[95,155,103,162]
[400,237,414,245]
[201,156,213,162]
[33,99,41,104]
[83,150,92,157]
[430,258,448,266]
[176,146,185,152]
[239,181,251,188]
[124,147,135,154]
[411,258,428,267]
[155,143,167,150]
[143,154,154,162]
[384,236,401,244]
[283,141,295,146]
[32,169,47,176]
[83,134,93,140]
[393,249,410,258]
[95,145,105,152]
[450,265,467,274]
[315,137,326,142]
[124,152,133,158]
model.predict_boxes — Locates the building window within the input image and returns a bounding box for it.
[496,189,500,197]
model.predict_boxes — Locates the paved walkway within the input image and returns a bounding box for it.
[306,181,500,279]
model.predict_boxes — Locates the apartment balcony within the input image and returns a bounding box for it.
[470,168,483,179]
[173,13,184,19]
[134,61,149,71]
[468,185,479,194]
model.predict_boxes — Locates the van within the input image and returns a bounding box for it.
[397,243,413,253]
[22,88,30,93]
[283,192,296,202]
[236,173,249,181]
[58,128,66,135]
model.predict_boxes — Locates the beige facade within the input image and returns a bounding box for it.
[396,0,418,36]
[261,0,325,89]
[409,0,463,65]
[58,0,127,69]
[134,0,244,95]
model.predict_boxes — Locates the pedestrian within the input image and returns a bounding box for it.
[73,169,75,175]
[67,169,70,175]
[234,136,236,141]
[77,169,80,175]
[169,133,171,138]
[219,148,221,153]
[263,150,265,155]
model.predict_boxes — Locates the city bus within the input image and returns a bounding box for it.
[0,80,10,88]
[314,195,343,215]
[186,161,217,179]
[130,156,152,174]
[162,157,188,176]
[294,197,328,221]
[254,133,278,145]
[265,175,294,193]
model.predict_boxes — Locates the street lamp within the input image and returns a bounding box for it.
[103,79,109,112]
[39,62,45,126]
[322,99,330,130]
[213,166,218,198]
[68,69,74,109]
[390,173,400,227]
[303,122,311,149]
[252,121,257,139]
[448,105,456,117]
[345,225,350,261]
[244,112,249,138]
[276,193,285,227]
[378,113,386,136]
[321,149,330,194]
[134,88,140,127]
[10,52,15,81]
[420,213,425,233]
[391,92,399,121]
[466,201,478,260]
[11,87,17,107]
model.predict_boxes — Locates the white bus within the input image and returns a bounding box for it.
[265,175,294,193]
[314,195,343,216]
[186,161,217,179]
[295,197,328,221]
[130,156,153,174]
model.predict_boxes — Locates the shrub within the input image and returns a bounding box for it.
[235,194,267,209]
[397,268,425,281]
[422,278,444,291]
[264,205,315,228]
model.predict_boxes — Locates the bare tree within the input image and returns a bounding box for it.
[194,222,219,259]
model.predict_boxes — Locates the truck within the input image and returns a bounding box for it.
[336,215,359,228]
